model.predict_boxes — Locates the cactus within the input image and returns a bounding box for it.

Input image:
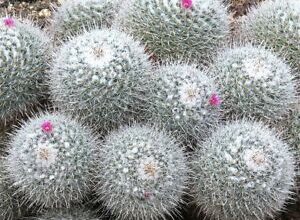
[93,124,189,220]
[50,0,120,42]
[148,63,221,143]
[114,0,229,64]
[5,113,98,208]
[0,17,50,122]
[191,120,296,220]
[36,208,101,220]
[210,45,297,120]
[50,29,153,133]
[240,0,300,76]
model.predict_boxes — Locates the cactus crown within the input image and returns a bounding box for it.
[114,0,229,64]
[50,29,152,133]
[5,113,98,208]
[211,44,297,120]
[0,17,50,122]
[192,120,296,220]
[93,124,189,220]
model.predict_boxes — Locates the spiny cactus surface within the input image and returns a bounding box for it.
[192,120,296,220]
[50,29,153,134]
[210,45,297,120]
[51,0,120,42]
[5,113,98,208]
[148,63,221,143]
[93,124,189,220]
[240,0,300,76]
[0,17,50,122]
[114,0,229,64]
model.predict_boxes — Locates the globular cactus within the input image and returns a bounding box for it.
[0,17,50,122]
[5,113,98,208]
[114,0,229,64]
[0,160,22,220]
[148,63,221,143]
[36,208,101,220]
[210,45,297,120]
[50,29,153,133]
[191,120,296,220]
[50,0,120,42]
[240,0,300,76]
[93,124,189,220]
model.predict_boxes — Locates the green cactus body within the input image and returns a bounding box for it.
[149,63,221,143]
[36,208,101,220]
[211,45,297,120]
[93,124,189,220]
[50,29,153,133]
[51,0,120,42]
[192,120,296,220]
[5,113,98,208]
[0,17,50,122]
[114,0,229,64]
[240,0,300,76]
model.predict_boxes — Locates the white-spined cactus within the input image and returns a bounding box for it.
[0,17,50,122]
[50,29,153,134]
[50,0,120,42]
[210,45,297,120]
[114,0,229,64]
[148,63,221,143]
[240,0,300,76]
[0,160,22,220]
[36,208,101,220]
[191,120,296,220]
[93,124,189,220]
[5,113,98,209]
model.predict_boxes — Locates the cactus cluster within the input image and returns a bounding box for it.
[148,63,221,143]
[114,0,229,64]
[51,0,120,42]
[240,0,300,76]
[93,124,189,220]
[5,113,98,208]
[210,45,297,120]
[36,208,101,220]
[0,17,50,122]
[191,120,296,220]
[50,29,152,133]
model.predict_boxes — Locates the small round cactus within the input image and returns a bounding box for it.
[210,45,297,120]
[93,124,189,220]
[5,113,98,208]
[240,0,300,76]
[50,0,120,42]
[114,0,229,64]
[50,29,153,133]
[0,17,50,122]
[148,63,221,143]
[191,120,296,220]
[36,208,101,220]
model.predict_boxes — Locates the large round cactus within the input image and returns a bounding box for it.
[0,17,50,122]
[50,0,120,42]
[148,63,221,143]
[191,120,296,220]
[36,208,101,220]
[210,45,297,120]
[50,29,153,133]
[5,113,98,208]
[240,0,300,76]
[114,0,229,64]
[93,124,189,220]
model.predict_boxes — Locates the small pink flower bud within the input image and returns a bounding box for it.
[41,121,53,133]
[209,93,222,107]
[181,0,193,9]
[3,17,15,28]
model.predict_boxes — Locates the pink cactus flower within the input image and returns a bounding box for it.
[3,17,15,28]
[209,93,222,107]
[181,0,193,9]
[41,120,54,134]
